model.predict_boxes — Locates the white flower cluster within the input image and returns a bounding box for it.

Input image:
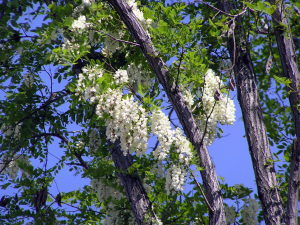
[113,69,128,84]
[0,155,30,179]
[151,110,174,161]
[91,178,135,225]
[1,122,22,139]
[182,89,194,109]
[125,0,152,28]
[50,28,63,41]
[165,165,186,195]
[82,0,93,7]
[151,110,192,194]
[3,161,19,179]
[91,178,123,202]
[75,65,103,102]
[173,128,192,165]
[126,63,151,86]
[96,89,148,156]
[75,65,148,156]
[151,110,192,163]
[61,38,81,56]
[200,69,236,145]
[71,15,89,32]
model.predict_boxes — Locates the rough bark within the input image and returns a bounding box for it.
[220,1,285,224]
[110,142,157,225]
[108,0,226,224]
[268,1,300,224]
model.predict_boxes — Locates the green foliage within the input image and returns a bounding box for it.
[0,0,298,224]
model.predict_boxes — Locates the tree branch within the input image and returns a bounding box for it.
[31,132,89,170]
[108,0,226,224]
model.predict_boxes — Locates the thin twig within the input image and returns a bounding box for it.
[175,48,185,88]
[168,107,178,128]
[32,132,89,170]
[200,1,248,18]
[190,170,214,212]
[99,31,140,46]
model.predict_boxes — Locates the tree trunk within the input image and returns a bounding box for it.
[110,142,158,225]
[220,1,285,224]
[109,0,226,224]
[268,1,300,224]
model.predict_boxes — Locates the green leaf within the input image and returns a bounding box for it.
[273,75,292,86]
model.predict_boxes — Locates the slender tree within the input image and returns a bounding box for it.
[268,1,300,223]
[217,1,285,223]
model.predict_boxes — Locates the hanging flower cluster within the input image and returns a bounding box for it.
[73,0,94,16]
[113,69,129,84]
[88,129,102,154]
[126,63,152,86]
[151,110,175,161]
[165,165,186,195]
[0,155,30,179]
[71,15,89,31]
[91,178,123,202]
[182,89,194,109]
[1,122,22,139]
[199,69,236,145]
[75,65,103,103]
[151,110,192,194]
[61,38,81,59]
[91,178,136,224]
[96,89,148,156]
[75,65,148,156]
[151,110,192,163]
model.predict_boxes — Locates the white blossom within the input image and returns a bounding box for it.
[75,65,103,102]
[199,69,236,145]
[126,63,151,86]
[173,128,192,164]
[125,0,152,28]
[72,1,94,16]
[71,15,89,31]
[113,69,128,84]
[151,110,192,165]
[91,178,123,202]
[182,89,194,108]
[151,110,175,161]
[89,129,101,153]
[95,89,148,156]
[0,155,30,179]
[82,0,93,7]
[91,178,135,225]
[61,37,80,56]
[6,161,19,179]
[165,165,186,195]
[1,123,22,139]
